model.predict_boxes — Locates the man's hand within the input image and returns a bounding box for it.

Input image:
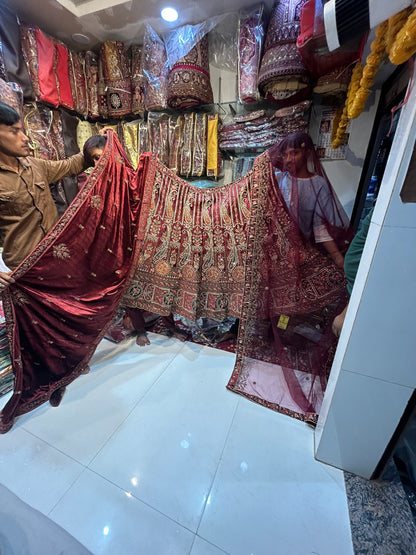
[0,271,15,290]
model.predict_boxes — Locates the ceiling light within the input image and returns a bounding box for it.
[71,33,91,45]
[161,7,178,22]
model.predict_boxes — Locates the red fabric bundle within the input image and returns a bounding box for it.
[55,42,74,110]
[35,28,59,107]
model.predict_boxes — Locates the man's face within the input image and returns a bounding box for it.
[282,147,307,175]
[0,121,30,158]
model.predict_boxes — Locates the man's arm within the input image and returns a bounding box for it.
[43,152,86,184]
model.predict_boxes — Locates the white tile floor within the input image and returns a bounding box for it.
[0,333,354,555]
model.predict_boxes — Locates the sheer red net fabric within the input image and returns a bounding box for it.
[0,133,145,432]
[227,134,352,423]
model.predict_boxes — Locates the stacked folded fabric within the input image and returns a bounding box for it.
[219,102,310,151]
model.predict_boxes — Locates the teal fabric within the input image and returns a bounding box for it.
[344,209,373,296]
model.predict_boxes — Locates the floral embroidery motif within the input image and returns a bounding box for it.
[90,195,102,209]
[53,243,71,260]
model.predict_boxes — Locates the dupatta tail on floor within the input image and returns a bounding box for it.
[227,151,348,423]
[0,132,150,433]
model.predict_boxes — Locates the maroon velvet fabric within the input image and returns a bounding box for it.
[0,132,148,432]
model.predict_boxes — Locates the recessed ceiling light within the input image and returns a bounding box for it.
[71,33,91,44]
[161,7,178,22]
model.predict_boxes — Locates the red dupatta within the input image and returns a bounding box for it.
[0,132,149,433]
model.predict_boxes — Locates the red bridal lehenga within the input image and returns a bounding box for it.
[124,146,349,423]
[0,132,147,433]
[1,133,349,432]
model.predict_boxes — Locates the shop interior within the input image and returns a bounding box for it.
[0,0,415,552]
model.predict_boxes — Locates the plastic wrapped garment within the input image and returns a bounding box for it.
[168,115,184,174]
[238,4,265,103]
[100,40,132,118]
[122,120,140,169]
[55,41,74,111]
[20,23,41,101]
[147,112,170,168]
[0,78,23,120]
[167,35,214,109]
[142,25,169,111]
[20,25,60,107]
[68,50,88,117]
[130,45,146,114]
[258,0,311,107]
[84,50,100,119]
[0,4,33,98]
[23,102,64,161]
[191,113,208,177]
[206,114,222,178]
[97,55,108,118]
[297,0,361,79]
[180,112,194,177]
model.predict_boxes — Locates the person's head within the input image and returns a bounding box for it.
[279,132,315,177]
[83,135,107,167]
[0,102,30,158]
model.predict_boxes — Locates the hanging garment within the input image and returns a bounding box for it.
[258,0,311,106]
[0,5,33,98]
[100,41,132,118]
[142,25,169,111]
[122,152,250,321]
[54,42,74,110]
[0,78,23,119]
[124,147,349,423]
[167,35,214,109]
[84,51,100,119]
[35,28,59,107]
[20,23,41,100]
[97,55,108,118]
[238,5,265,103]
[68,51,88,117]
[130,45,146,114]
[0,133,145,433]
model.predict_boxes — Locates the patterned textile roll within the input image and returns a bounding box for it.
[142,25,169,111]
[0,78,23,119]
[130,45,146,114]
[100,40,132,118]
[20,23,41,100]
[68,51,88,117]
[167,35,213,109]
[192,113,207,177]
[55,41,74,111]
[258,0,310,106]
[84,51,100,119]
[168,115,184,174]
[122,120,140,169]
[97,55,108,119]
[238,6,265,103]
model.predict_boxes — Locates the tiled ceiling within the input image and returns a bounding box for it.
[5,0,275,51]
